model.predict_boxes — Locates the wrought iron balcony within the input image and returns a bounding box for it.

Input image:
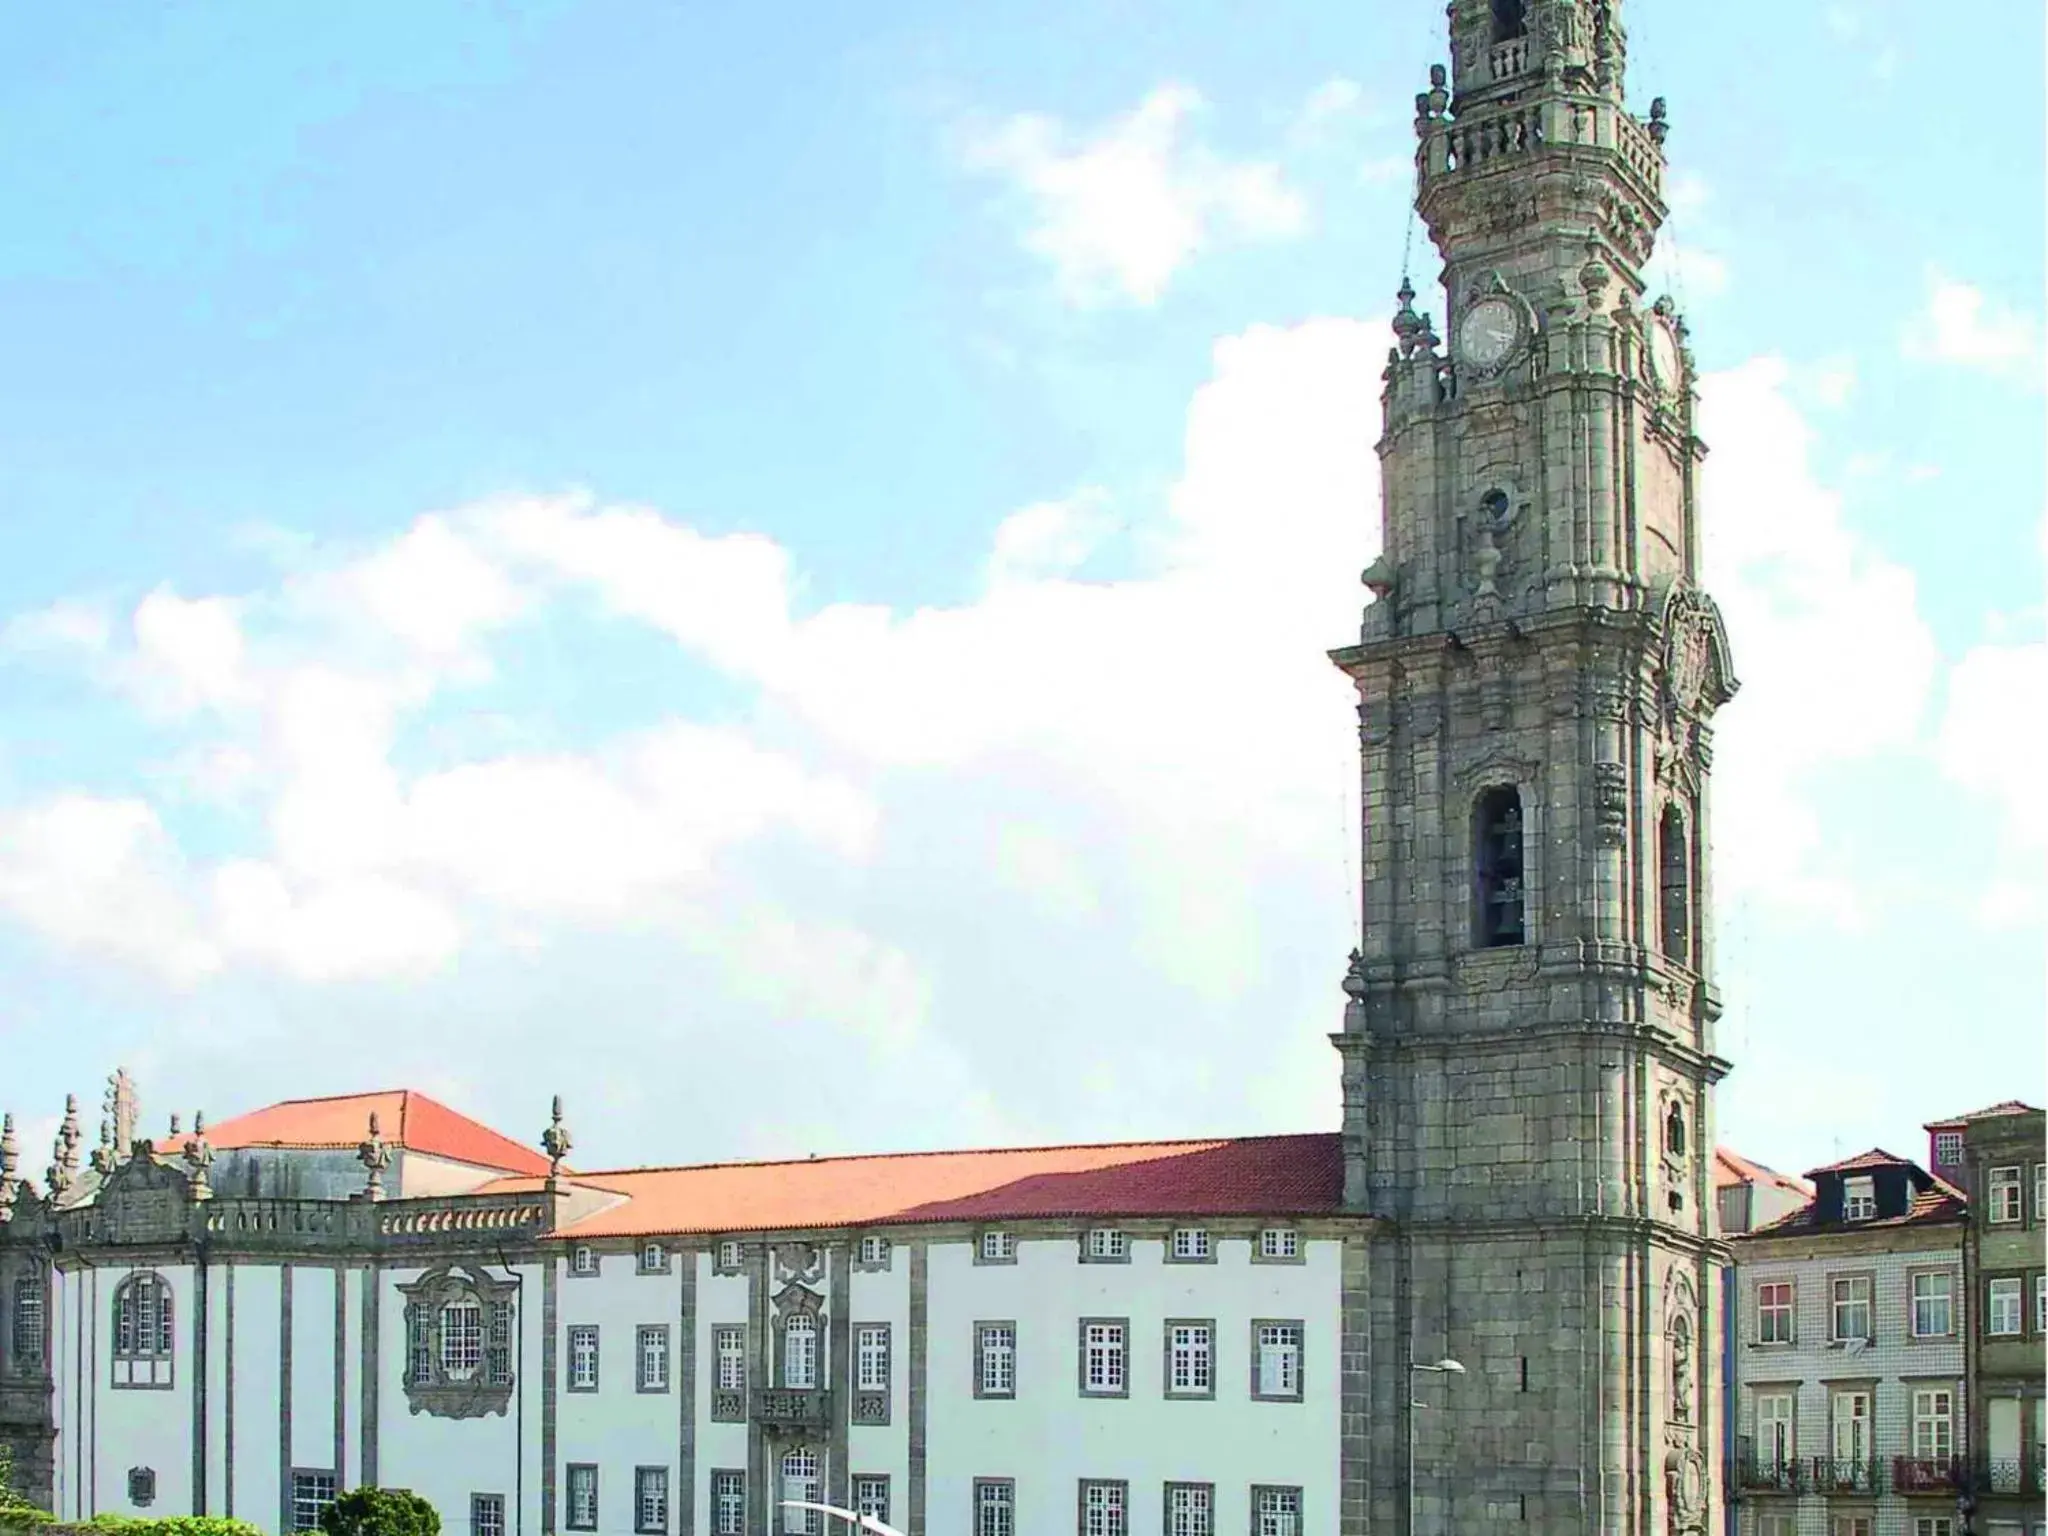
[750,1385,831,1430]
[1812,1458,1883,1495]
[1892,1457,1962,1494]
[1734,1454,1805,1494]
[1968,1455,2046,1497]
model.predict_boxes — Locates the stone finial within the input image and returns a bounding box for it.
[1646,97,1670,146]
[1342,948,1371,1032]
[168,1112,182,1138]
[47,1094,81,1195]
[541,1096,573,1188]
[105,1067,139,1160]
[90,1115,117,1176]
[183,1112,215,1201]
[1360,555,1396,603]
[1579,256,1612,312]
[356,1112,392,1202]
[1427,64,1449,115]
[0,1112,19,1221]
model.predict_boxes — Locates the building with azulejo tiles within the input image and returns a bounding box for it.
[1,2,1744,1534]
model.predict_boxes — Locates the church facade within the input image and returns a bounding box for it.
[0,3,1738,1534]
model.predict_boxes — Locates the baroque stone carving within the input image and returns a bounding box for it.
[398,1263,519,1420]
[773,1243,823,1286]
[94,1155,193,1247]
[1660,583,1739,723]
[1665,1447,1707,1536]
[1592,761,1627,845]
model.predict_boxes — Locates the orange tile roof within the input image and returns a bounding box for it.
[1923,1101,2040,1130]
[1805,1147,1911,1177]
[1743,1181,1966,1239]
[481,1133,1345,1239]
[1714,1146,1811,1197]
[183,1090,552,1177]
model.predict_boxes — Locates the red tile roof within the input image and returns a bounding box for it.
[1923,1101,2040,1130]
[1805,1147,1911,1177]
[480,1133,1345,1240]
[1739,1150,1968,1240]
[1714,1146,1811,1197]
[182,1090,552,1177]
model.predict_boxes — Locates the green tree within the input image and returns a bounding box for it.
[319,1490,441,1536]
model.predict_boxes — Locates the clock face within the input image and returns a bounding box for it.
[1649,322,1682,392]
[1459,298,1519,370]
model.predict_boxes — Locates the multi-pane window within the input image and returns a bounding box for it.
[1754,1392,1794,1467]
[486,1300,513,1387]
[781,1450,820,1536]
[2037,1272,2046,1334]
[718,1240,743,1270]
[783,1314,819,1389]
[441,1300,484,1380]
[2036,1163,2045,1218]
[638,1325,670,1391]
[974,1481,1015,1536]
[1912,1272,1954,1338]
[114,1273,175,1357]
[981,1231,1016,1262]
[566,1466,598,1531]
[857,1325,890,1391]
[1831,1390,1872,1469]
[1933,1131,1962,1166]
[1086,1229,1128,1261]
[1989,1166,2023,1223]
[1254,1323,1304,1400]
[470,1494,506,1536]
[1167,1322,1214,1396]
[1082,1321,1128,1395]
[1258,1229,1300,1260]
[570,1246,597,1276]
[1832,1520,1871,1536]
[715,1326,746,1391]
[1843,1178,1876,1222]
[858,1235,890,1266]
[1914,1520,1953,1536]
[635,1467,669,1534]
[711,1472,744,1536]
[978,1324,1017,1397]
[408,1310,433,1385]
[1757,1281,1794,1344]
[639,1243,667,1274]
[1166,1484,1213,1536]
[568,1325,600,1390]
[1830,1276,1872,1342]
[1911,1389,1954,1461]
[1988,1277,2023,1335]
[1170,1228,1210,1261]
[852,1477,889,1526]
[1253,1487,1302,1536]
[1080,1480,1127,1536]
[291,1471,338,1533]
[10,1275,46,1368]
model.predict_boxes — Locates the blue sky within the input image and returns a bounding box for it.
[0,0,2040,1185]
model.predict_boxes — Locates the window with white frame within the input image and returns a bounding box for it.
[2036,1163,2045,1218]
[1085,1228,1128,1261]
[111,1272,175,1387]
[781,1450,820,1536]
[1166,1484,1213,1536]
[1911,1388,1954,1461]
[1914,1520,1953,1536]
[1253,1486,1302,1536]
[11,1274,46,1369]
[1912,1272,1954,1337]
[1988,1277,2023,1335]
[1170,1228,1210,1261]
[639,1242,667,1274]
[1933,1130,1963,1166]
[570,1245,597,1275]
[441,1299,483,1381]
[711,1472,744,1536]
[782,1313,818,1389]
[856,1324,890,1391]
[635,1467,669,1535]
[1989,1166,2023,1223]
[568,1325,599,1390]
[1258,1228,1300,1260]
[470,1494,506,1536]
[858,1235,890,1266]
[1843,1177,1876,1221]
[852,1477,889,1525]
[1757,1281,1793,1344]
[715,1325,745,1391]
[977,1323,1016,1397]
[980,1230,1016,1262]
[291,1471,338,1533]
[1830,1276,1872,1341]
[1754,1391,1794,1467]
[638,1325,670,1391]
[1167,1321,1214,1396]
[1081,1480,1127,1536]
[1758,1515,1795,1536]
[566,1466,598,1531]
[1082,1320,1127,1395]
[1830,1390,1871,1466]
[717,1239,743,1270]
[1254,1322,1304,1400]
[2037,1272,2046,1334]
[974,1481,1015,1536]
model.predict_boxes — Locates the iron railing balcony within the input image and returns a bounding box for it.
[1892,1456,1963,1494]
[1968,1455,2046,1497]
[1812,1458,1884,1495]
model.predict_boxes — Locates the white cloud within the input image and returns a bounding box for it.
[1903,269,2041,377]
[960,85,1308,308]
[985,490,1116,588]
[1934,635,2048,928]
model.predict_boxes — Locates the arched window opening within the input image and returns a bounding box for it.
[1665,1101,1687,1160]
[1659,804,1691,966]
[1492,0,1528,41]
[440,1298,483,1382]
[11,1274,46,1369]
[783,1313,818,1389]
[1474,786,1526,947]
[111,1272,174,1388]
[781,1449,821,1536]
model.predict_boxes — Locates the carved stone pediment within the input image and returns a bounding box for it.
[398,1263,518,1420]
[1454,748,1539,790]
[1658,583,1739,722]
[773,1281,823,1322]
[94,1156,194,1246]
[772,1242,822,1286]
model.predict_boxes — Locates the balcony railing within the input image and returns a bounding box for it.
[1812,1458,1883,1495]
[750,1385,831,1431]
[1734,1455,1804,1494]
[1969,1456,2047,1497]
[1893,1457,1962,1494]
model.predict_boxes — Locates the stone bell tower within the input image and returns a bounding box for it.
[1329,2,1737,1535]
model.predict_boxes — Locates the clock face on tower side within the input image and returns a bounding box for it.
[1648,319,1682,394]
[1458,297,1520,371]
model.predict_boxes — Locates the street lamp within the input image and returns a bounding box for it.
[1409,1358,1466,1536]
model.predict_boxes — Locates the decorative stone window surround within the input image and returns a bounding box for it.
[1166,1228,1215,1264]
[1080,1228,1130,1264]
[1077,1317,1130,1399]
[853,1235,892,1272]
[1252,1228,1304,1265]
[852,1321,891,1425]
[110,1271,175,1390]
[1162,1318,1217,1401]
[399,1263,518,1419]
[972,1320,1017,1400]
[637,1242,669,1276]
[636,1323,671,1393]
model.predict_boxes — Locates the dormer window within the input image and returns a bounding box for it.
[1474,787,1526,948]
[1933,1130,1962,1167]
[1843,1177,1876,1222]
[1491,0,1528,42]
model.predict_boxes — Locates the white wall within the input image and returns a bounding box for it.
[694,1252,749,1532]
[924,1232,1342,1535]
[557,1247,689,1536]
[844,1242,910,1516]
[231,1264,283,1531]
[83,1261,196,1521]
